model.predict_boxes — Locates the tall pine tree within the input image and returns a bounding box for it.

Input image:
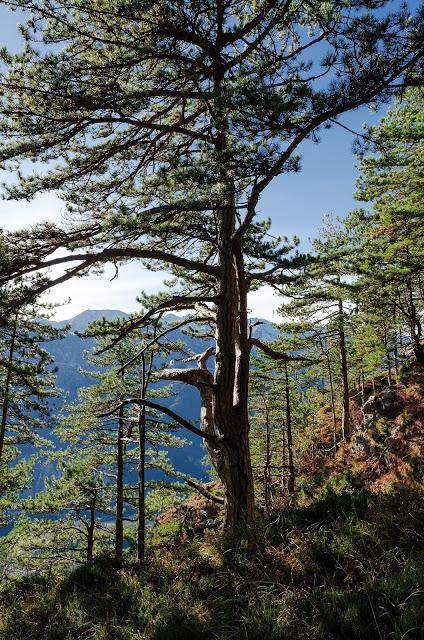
[0,1,423,525]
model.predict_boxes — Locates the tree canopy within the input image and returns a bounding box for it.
[0,0,423,526]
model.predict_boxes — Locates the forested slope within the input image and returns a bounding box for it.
[0,3,423,639]
[1,363,424,640]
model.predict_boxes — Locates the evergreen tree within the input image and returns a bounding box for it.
[347,88,424,362]
[57,315,192,562]
[0,295,64,528]
[278,217,355,440]
[22,456,112,566]
[1,1,423,525]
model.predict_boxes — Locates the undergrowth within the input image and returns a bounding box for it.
[1,475,424,639]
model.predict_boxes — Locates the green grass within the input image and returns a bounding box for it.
[2,480,424,639]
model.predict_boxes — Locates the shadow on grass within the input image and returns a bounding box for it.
[2,484,424,639]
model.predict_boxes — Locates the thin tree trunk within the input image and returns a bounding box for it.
[261,392,271,512]
[394,329,399,377]
[87,493,96,563]
[393,308,399,377]
[137,354,147,563]
[325,351,338,454]
[0,316,18,461]
[338,299,350,440]
[115,403,124,559]
[407,280,424,362]
[284,361,295,495]
[281,428,287,491]
[384,326,392,386]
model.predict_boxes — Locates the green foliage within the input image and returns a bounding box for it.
[0,5,424,638]
[347,88,424,363]
[0,298,65,530]
[148,518,183,550]
[2,482,424,639]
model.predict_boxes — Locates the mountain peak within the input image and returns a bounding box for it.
[50,309,128,332]
[69,309,128,331]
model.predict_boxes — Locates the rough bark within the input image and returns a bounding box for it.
[160,289,255,529]
[213,214,254,527]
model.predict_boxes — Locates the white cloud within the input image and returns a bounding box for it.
[247,286,280,322]
[0,192,63,231]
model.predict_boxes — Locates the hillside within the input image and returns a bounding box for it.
[3,365,424,640]
[302,366,424,493]
[0,6,423,640]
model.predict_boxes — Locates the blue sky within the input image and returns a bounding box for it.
[0,3,420,320]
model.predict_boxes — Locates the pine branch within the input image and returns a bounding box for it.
[185,479,224,505]
[99,398,217,443]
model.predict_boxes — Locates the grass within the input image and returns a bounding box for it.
[1,475,424,639]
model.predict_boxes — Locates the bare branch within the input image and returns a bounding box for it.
[181,346,215,370]
[99,398,217,443]
[251,337,312,363]
[185,479,224,505]
[116,316,209,374]
[95,295,217,355]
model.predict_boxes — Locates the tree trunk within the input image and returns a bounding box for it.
[393,308,399,377]
[394,329,399,377]
[137,356,146,563]
[338,299,350,440]
[0,316,17,461]
[325,350,338,454]
[115,403,124,559]
[407,280,424,362]
[284,361,295,495]
[87,494,96,563]
[384,325,392,386]
[210,58,254,528]
[212,202,254,528]
[281,428,287,491]
[261,392,271,512]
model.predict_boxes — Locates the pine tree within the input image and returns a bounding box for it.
[278,217,356,440]
[23,455,112,566]
[1,1,423,526]
[57,315,192,562]
[0,295,65,529]
[347,88,424,362]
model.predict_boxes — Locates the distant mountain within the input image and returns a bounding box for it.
[44,308,278,402]
[31,309,278,490]
[50,309,128,333]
